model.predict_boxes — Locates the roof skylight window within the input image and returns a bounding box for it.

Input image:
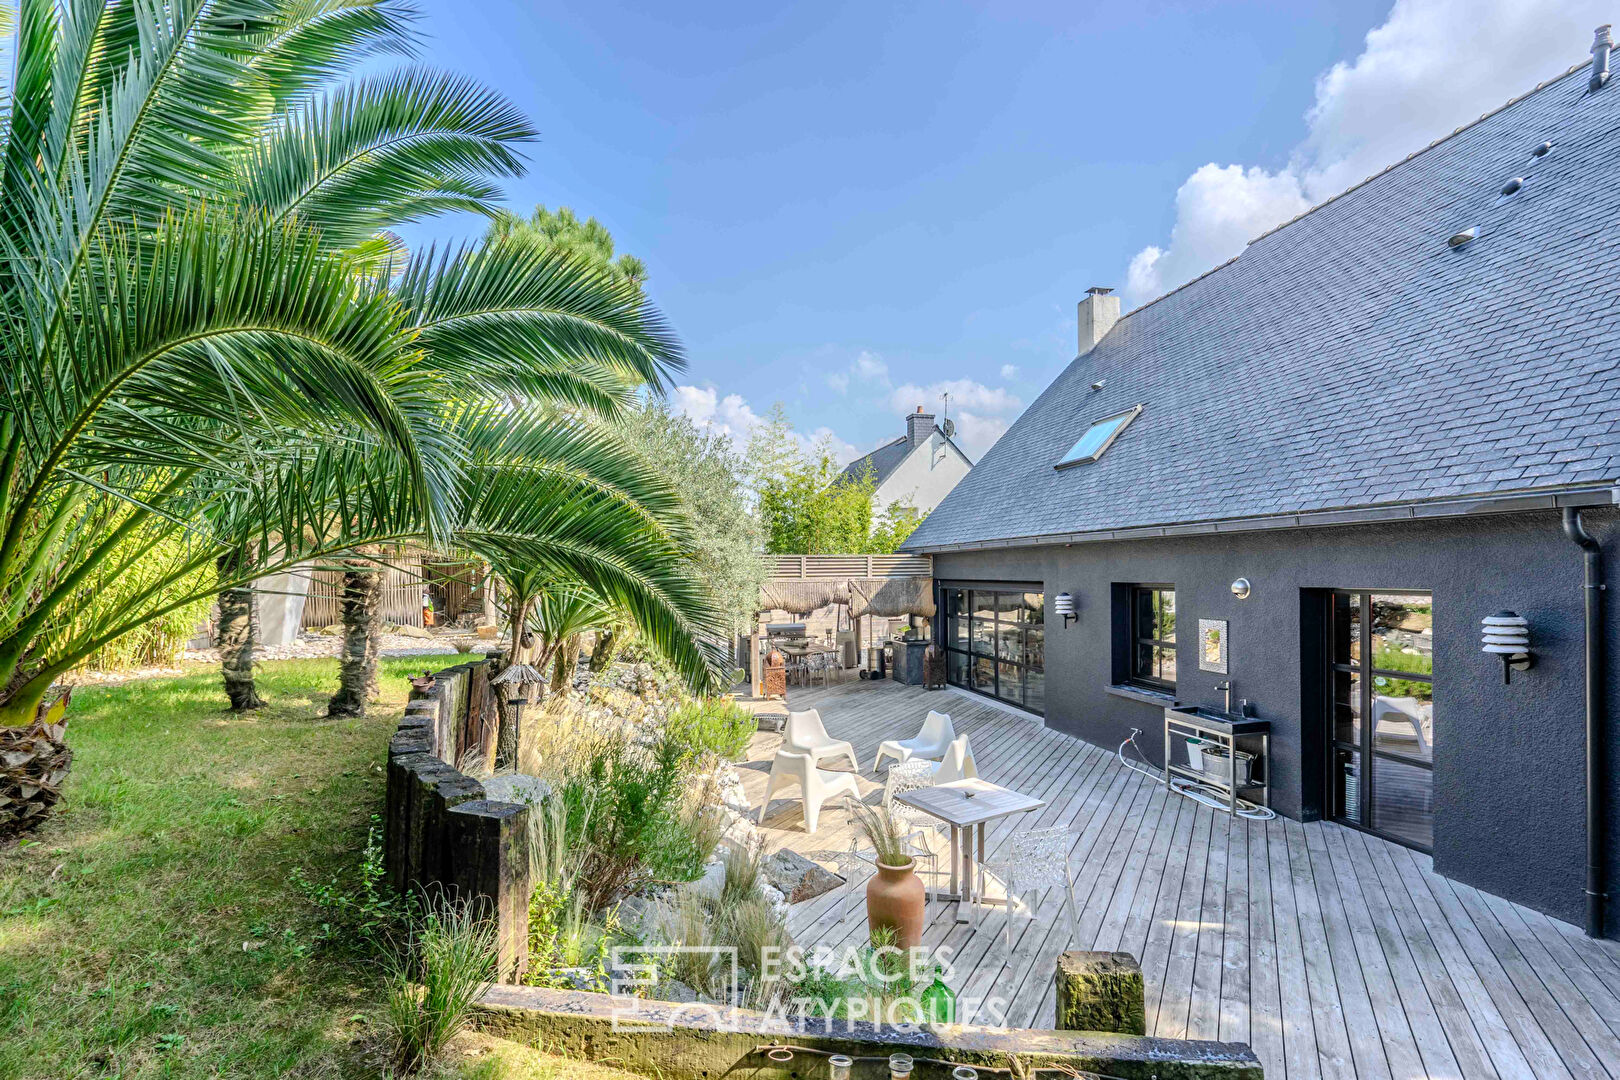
[1055,405,1142,469]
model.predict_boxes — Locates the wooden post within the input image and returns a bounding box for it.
[749,633,763,697]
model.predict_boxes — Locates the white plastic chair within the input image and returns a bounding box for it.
[932,734,978,784]
[761,750,860,834]
[782,709,858,771]
[882,760,943,900]
[873,710,956,772]
[980,826,1077,948]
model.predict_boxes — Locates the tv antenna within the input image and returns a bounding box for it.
[940,391,955,439]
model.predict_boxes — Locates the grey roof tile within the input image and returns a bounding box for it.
[904,59,1620,552]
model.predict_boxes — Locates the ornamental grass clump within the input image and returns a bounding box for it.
[850,799,914,867]
[386,896,499,1073]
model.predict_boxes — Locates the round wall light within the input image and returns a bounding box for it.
[1482,611,1533,684]
[1230,578,1252,600]
[1054,591,1078,628]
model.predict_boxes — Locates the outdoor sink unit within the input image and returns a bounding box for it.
[1163,703,1270,815]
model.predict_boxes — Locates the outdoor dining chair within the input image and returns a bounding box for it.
[782,709,859,771]
[882,759,944,900]
[873,710,956,772]
[979,825,1078,948]
[761,749,860,834]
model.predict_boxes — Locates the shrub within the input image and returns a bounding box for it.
[525,881,620,991]
[663,698,755,762]
[290,818,418,949]
[386,896,499,1073]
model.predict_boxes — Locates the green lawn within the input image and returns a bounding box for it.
[0,658,646,1080]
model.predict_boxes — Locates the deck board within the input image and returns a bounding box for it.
[746,679,1620,1079]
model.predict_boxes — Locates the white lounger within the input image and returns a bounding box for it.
[761,749,860,834]
[873,710,955,772]
[782,709,858,771]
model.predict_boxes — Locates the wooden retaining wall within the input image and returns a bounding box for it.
[386,658,529,979]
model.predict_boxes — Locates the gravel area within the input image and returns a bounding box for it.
[71,630,510,686]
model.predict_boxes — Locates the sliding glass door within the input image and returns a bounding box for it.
[941,586,1044,715]
[1328,591,1434,850]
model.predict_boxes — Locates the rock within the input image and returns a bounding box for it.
[393,624,433,639]
[475,624,500,639]
[1054,951,1146,1035]
[683,858,727,903]
[763,848,843,904]
[482,773,550,806]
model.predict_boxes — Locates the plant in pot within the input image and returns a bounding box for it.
[850,800,926,950]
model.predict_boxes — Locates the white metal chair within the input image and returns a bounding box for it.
[782,709,858,771]
[980,825,1077,948]
[873,710,956,772]
[882,760,944,899]
[761,749,860,834]
[932,734,978,783]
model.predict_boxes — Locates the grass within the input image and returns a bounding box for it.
[0,656,650,1079]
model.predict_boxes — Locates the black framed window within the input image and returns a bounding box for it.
[1327,591,1434,851]
[1130,585,1176,690]
[940,585,1044,715]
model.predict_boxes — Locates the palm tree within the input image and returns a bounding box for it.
[0,0,724,832]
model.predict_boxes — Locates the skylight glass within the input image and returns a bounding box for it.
[1055,405,1141,469]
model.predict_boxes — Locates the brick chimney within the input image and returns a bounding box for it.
[906,405,934,448]
[1078,286,1121,354]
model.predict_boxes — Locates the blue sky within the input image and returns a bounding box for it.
[398,0,1609,462]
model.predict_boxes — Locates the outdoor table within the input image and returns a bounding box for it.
[895,777,1045,923]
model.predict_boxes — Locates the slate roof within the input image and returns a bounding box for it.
[903,55,1620,553]
[837,425,972,488]
[838,435,914,487]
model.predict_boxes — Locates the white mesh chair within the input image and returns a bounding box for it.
[932,734,978,784]
[782,709,858,771]
[761,749,860,834]
[873,710,956,772]
[980,825,1077,947]
[882,759,944,899]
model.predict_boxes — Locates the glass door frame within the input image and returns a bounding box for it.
[1325,588,1434,852]
[937,581,1045,716]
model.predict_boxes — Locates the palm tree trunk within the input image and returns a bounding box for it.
[216,549,265,711]
[328,557,383,717]
[551,634,579,692]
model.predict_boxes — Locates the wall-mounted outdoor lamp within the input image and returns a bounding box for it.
[1230,577,1252,600]
[1481,611,1533,684]
[1054,592,1078,628]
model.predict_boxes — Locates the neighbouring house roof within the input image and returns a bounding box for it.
[904,55,1620,554]
[837,425,972,490]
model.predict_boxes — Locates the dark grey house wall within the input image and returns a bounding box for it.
[930,507,1619,933]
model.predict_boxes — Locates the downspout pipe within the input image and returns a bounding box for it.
[1564,507,1607,936]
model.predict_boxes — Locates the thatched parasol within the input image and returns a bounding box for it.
[846,576,936,619]
[758,579,848,616]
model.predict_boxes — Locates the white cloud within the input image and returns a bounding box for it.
[825,371,850,394]
[852,350,890,385]
[887,378,1022,459]
[671,384,860,466]
[999,364,1019,379]
[1124,0,1611,305]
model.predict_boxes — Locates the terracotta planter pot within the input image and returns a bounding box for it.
[866,859,926,949]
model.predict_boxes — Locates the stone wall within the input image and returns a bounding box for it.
[474,985,1264,1079]
[385,658,530,978]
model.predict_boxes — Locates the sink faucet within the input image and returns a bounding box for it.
[1215,680,1232,714]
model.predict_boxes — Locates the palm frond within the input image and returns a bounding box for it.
[397,238,684,402]
[236,68,533,248]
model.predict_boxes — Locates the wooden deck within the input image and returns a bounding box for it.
[744,678,1620,1080]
